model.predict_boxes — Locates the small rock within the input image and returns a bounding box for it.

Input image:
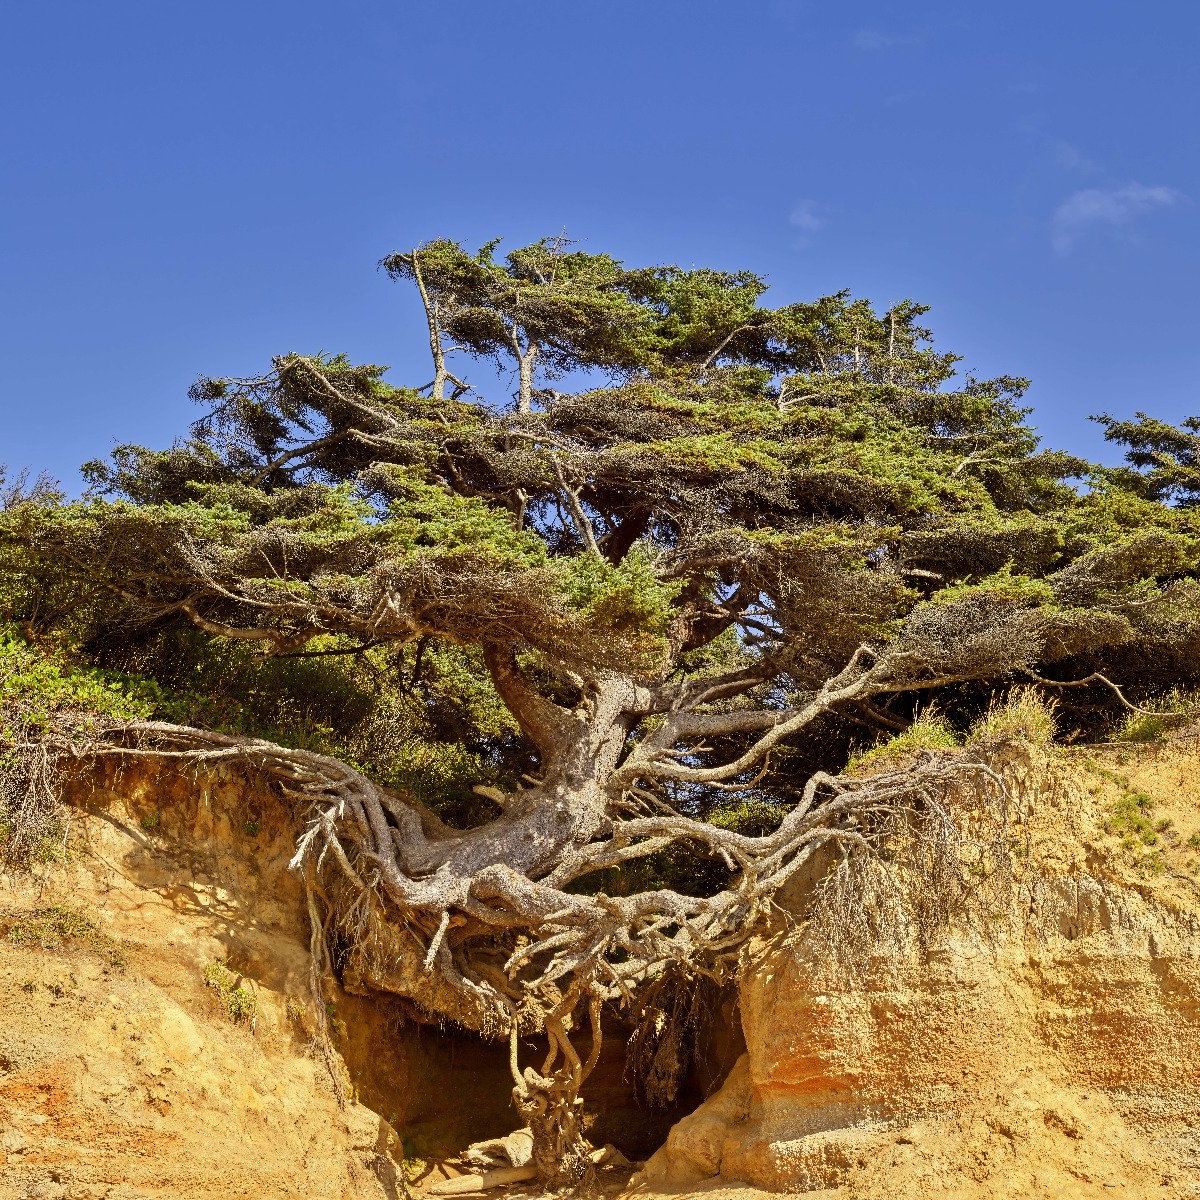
[2,1127,29,1154]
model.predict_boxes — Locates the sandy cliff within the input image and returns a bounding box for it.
[3,737,1198,1199]
[637,738,1200,1198]
[0,758,517,1200]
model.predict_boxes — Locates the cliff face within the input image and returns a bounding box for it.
[638,738,1200,1199]
[4,738,1199,1200]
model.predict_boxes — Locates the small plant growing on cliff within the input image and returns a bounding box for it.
[1103,786,1171,875]
[1107,790,1158,846]
[1109,689,1199,744]
[3,905,125,968]
[847,711,959,776]
[203,961,258,1028]
[969,687,1057,747]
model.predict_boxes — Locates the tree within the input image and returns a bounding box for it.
[1095,411,1200,505]
[5,239,1199,1187]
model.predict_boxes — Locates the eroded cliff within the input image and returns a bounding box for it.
[0,757,517,1200]
[2,735,1198,1199]
[637,736,1200,1198]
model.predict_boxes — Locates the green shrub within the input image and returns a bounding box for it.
[203,961,258,1027]
[0,625,162,737]
[0,626,174,867]
[969,687,1057,747]
[1105,789,1159,847]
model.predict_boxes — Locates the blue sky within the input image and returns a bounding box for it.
[3,1,1198,487]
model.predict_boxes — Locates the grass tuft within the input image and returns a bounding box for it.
[969,687,1057,747]
[3,905,125,968]
[846,710,959,776]
[1109,689,1200,744]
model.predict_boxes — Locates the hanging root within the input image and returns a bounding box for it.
[805,756,1014,978]
[626,967,718,1108]
[304,874,350,1107]
[1,723,83,868]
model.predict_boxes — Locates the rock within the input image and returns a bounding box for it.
[1,1127,29,1154]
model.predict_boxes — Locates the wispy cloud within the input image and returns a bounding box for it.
[853,26,925,51]
[788,200,826,246]
[1052,183,1182,255]
[1047,138,1098,174]
[789,201,824,233]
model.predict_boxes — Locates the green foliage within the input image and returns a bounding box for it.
[203,961,258,1026]
[0,628,172,866]
[1105,789,1160,847]
[932,565,1057,610]
[969,688,1058,747]
[705,797,786,837]
[0,625,158,738]
[847,712,960,776]
[554,547,679,661]
[1095,412,1200,507]
[1109,689,1199,743]
[3,231,1200,829]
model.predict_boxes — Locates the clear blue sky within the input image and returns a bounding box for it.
[3,1,1198,487]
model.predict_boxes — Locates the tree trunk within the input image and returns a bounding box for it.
[517,344,538,414]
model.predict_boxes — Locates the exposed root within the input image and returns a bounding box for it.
[626,968,718,1108]
[19,717,1010,1188]
[304,874,350,1107]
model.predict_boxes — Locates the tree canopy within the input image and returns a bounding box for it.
[3,237,1199,1185]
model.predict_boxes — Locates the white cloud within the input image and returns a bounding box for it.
[1048,138,1098,174]
[1051,183,1182,255]
[853,27,924,51]
[789,200,825,234]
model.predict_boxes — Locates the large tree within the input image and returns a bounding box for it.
[6,238,1200,1185]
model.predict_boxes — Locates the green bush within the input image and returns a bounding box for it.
[847,711,959,776]
[0,625,160,738]
[969,687,1057,747]
[203,961,258,1027]
[0,628,169,866]
[1106,789,1159,846]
